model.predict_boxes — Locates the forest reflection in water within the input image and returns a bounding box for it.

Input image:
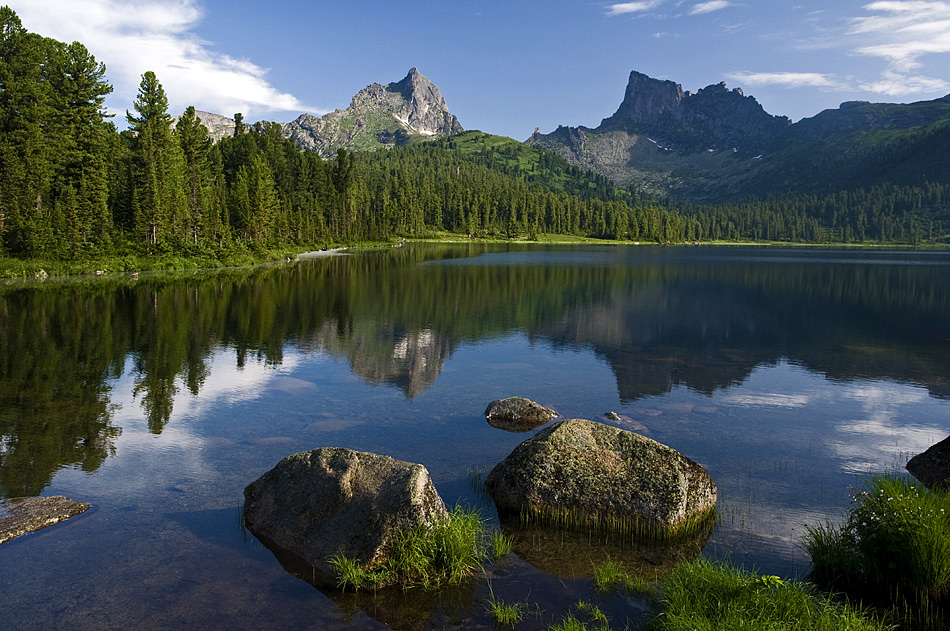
[1,243,949,630]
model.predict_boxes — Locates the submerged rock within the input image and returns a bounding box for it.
[243,447,447,583]
[907,435,950,489]
[603,411,651,435]
[485,419,716,538]
[0,496,91,545]
[485,397,558,432]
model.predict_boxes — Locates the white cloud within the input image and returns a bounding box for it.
[606,1,667,16]
[860,69,950,94]
[9,0,319,120]
[849,1,950,71]
[690,1,734,15]
[726,71,842,88]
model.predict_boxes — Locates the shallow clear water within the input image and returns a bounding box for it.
[1,243,949,629]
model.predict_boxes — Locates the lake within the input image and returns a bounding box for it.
[1,243,949,630]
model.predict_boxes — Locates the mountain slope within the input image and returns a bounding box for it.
[282,68,463,158]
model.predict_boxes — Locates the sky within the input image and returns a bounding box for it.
[9,1,950,140]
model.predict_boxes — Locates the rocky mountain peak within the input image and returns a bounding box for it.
[283,68,462,158]
[598,71,789,153]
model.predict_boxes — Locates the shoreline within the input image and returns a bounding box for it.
[1,237,947,287]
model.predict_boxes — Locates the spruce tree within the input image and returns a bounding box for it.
[126,71,186,247]
[46,40,114,255]
[0,8,53,256]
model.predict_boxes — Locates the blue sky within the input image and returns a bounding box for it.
[10,1,950,139]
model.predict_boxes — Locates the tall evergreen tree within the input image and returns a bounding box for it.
[176,106,218,246]
[125,71,186,246]
[46,40,114,255]
[0,8,53,256]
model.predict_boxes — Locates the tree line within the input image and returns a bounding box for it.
[1,5,947,261]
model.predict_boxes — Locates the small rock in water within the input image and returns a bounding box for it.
[485,397,558,432]
[603,412,650,435]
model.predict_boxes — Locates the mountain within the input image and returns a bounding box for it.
[527,70,950,201]
[282,67,463,158]
[170,110,247,142]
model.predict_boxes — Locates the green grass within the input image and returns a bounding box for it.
[488,599,526,626]
[591,556,658,598]
[330,505,488,592]
[516,501,716,544]
[549,601,613,631]
[804,474,950,625]
[490,529,515,561]
[651,558,892,631]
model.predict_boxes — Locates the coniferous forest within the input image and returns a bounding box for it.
[1,6,948,265]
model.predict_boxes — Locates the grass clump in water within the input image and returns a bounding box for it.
[804,475,950,596]
[803,474,950,626]
[488,598,526,626]
[490,529,515,561]
[330,505,487,592]
[591,555,658,598]
[549,601,613,631]
[651,558,891,631]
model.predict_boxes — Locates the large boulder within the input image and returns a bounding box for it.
[243,447,447,582]
[485,419,716,538]
[0,496,90,545]
[907,435,950,489]
[485,397,558,432]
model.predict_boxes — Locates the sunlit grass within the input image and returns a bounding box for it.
[803,474,950,627]
[651,558,891,631]
[490,529,515,561]
[330,505,487,592]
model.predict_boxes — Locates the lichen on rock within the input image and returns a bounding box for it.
[243,447,447,584]
[485,419,716,539]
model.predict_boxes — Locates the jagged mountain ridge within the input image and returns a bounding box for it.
[598,71,791,154]
[528,70,950,200]
[282,67,463,158]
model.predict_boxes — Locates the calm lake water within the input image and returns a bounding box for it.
[1,243,949,630]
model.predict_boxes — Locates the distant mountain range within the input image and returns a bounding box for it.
[188,68,950,203]
[528,71,950,200]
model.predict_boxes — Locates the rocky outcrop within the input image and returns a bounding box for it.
[597,71,790,153]
[484,397,557,432]
[907,436,950,489]
[0,496,91,544]
[243,447,447,583]
[485,419,716,538]
[282,68,463,158]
